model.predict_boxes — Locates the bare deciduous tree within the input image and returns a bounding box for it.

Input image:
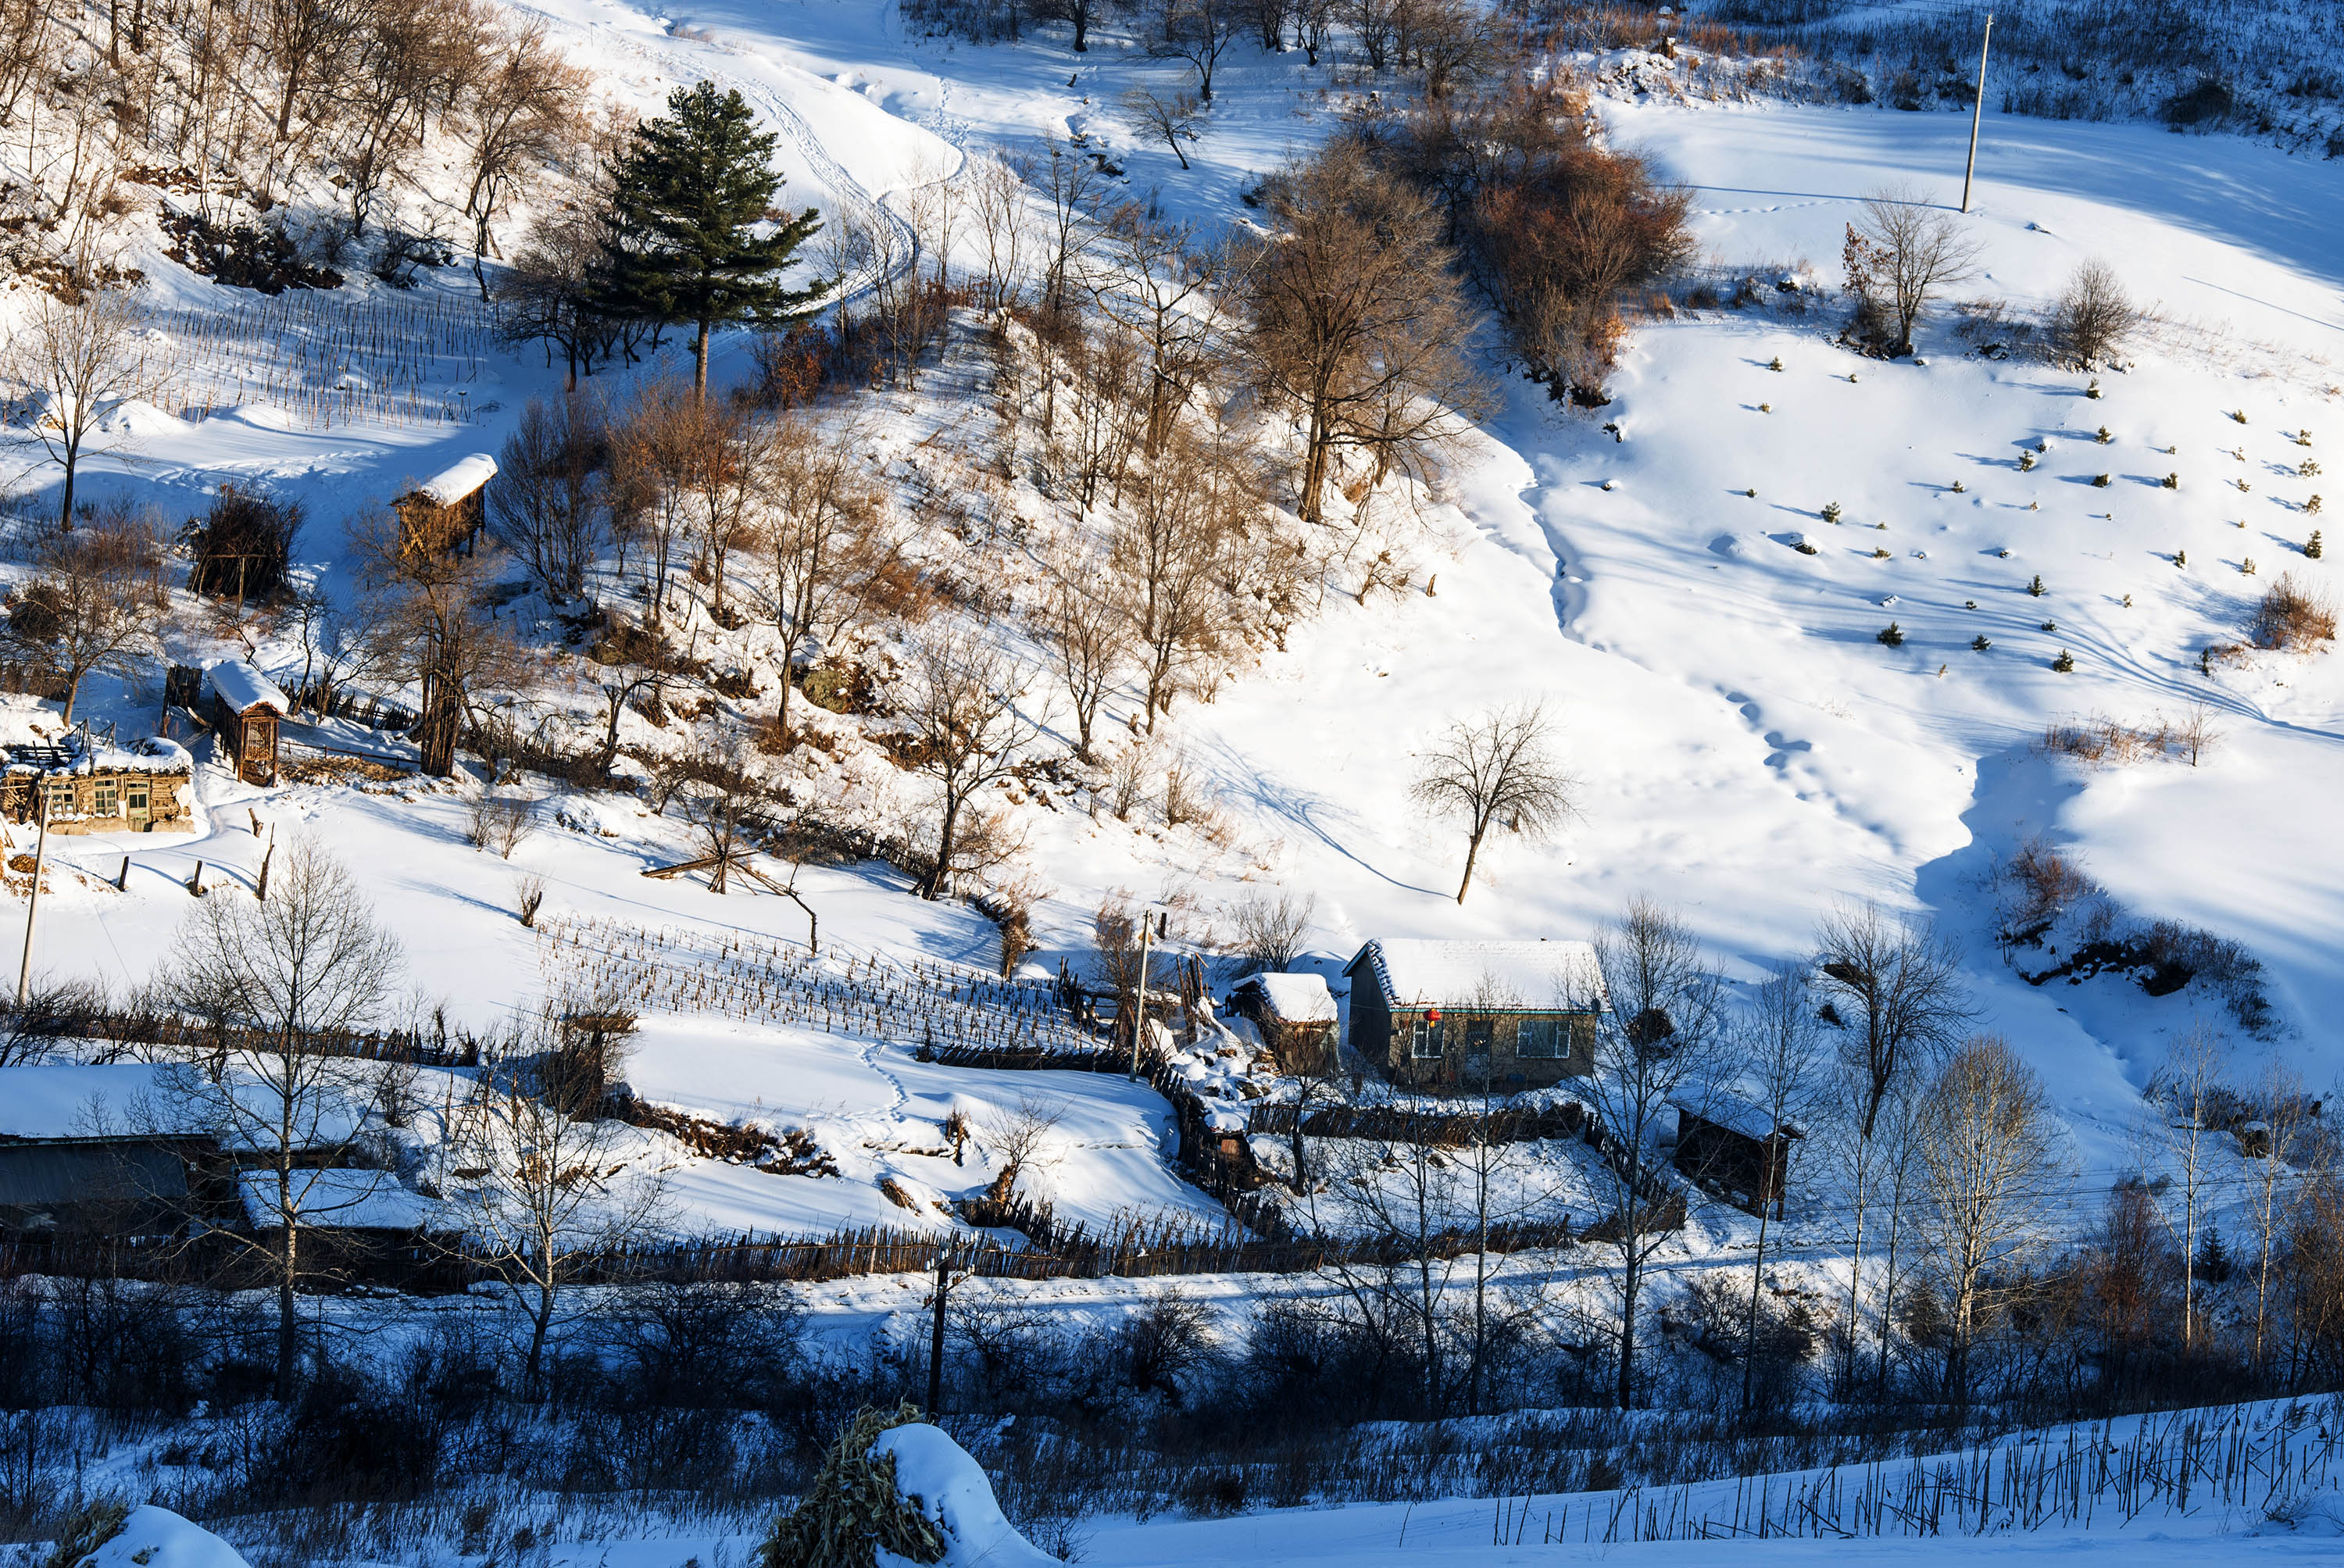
[5,511,167,722]
[1915,1035,2071,1402]
[1036,538,1129,763]
[488,394,607,600]
[153,840,406,1397]
[1246,148,1489,524]
[348,507,524,777]
[1732,963,1824,1414]
[1846,186,1983,357]
[1579,898,1722,1409]
[967,152,1032,311]
[1113,468,1227,732]
[763,416,886,745]
[2243,1061,2321,1369]
[1153,0,1240,101]
[1122,83,1204,170]
[444,1054,669,1394]
[901,628,1042,901]
[683,745,770,895]
[2049,258,2143,368]
[2138,1021,2224,1352]
[4,289,160,530]
[1409,702,1575,903]
[981,1091,1066,1201]
[1814,901,1973,1141]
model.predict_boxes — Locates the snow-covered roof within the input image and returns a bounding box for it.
[413,452,498,506]
[1670,1079,1801,1141]
[1239,972,1337,1023]
[238,1167,434,1230]
[1344,938,1606,1013]
[206,661,290,716]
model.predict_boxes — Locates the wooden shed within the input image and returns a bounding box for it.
[205,662,290,786]
[1,734,195,834]
[393,452,498,559]
[1228,971,1339,1074]
[1669,1083,1800,1219]
[1342,938,1607,1092]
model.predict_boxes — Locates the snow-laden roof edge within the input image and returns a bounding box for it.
[1237,971,1338,1023]
[1342,938,1608,1013]
[206,661,290,716]
[413,452,498,506]
[1670,1077,1803,1141]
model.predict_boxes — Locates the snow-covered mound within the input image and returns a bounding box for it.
[59,1506,250,1568]
[874,1423,1059,1568]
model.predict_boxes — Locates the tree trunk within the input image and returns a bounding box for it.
[275,1180,298,1398]
[1456,827,1484,903]
[55,440,80,531]
[1616,1254,1638,1409]
[526,1278,552,1394]
[924,790,961,901]
[694,318,712,401]
[1742,1202,1772,1415]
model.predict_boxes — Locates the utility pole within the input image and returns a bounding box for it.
[1127,907,1167,1080]
[926,1241,954,1416]
[16,783,52,1005]
[1960,13,1993,214]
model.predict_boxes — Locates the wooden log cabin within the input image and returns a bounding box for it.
[1668,1081,1801,1219]
[1342,938,1607,1092]
[1227,971,1339,1074]
[204,662,290,786]
[393,453,498,559]
[2,734,195,834]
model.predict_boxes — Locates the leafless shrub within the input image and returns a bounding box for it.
[1231,890,1317,976]
[468,790,537,858]
[1109,738,1154,821]
[514,873,546,928]
[2048,259,2143,367]
[1163,750,1202,826]
[2247,572,2337,652]
[2002,835,2096,929]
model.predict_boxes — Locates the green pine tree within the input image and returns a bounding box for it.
[595,80,827,397]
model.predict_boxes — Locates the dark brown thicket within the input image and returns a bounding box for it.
[1346,76,1693,402]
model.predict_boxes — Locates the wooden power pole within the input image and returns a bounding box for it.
[1960,13,1994,214]
[15,788,50,1005]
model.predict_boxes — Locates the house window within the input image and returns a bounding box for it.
[1464,1019,1493,1054]
[45,782,73,817]
[91,783,116,817]
[126,786,149,817]
[1520,1018,1563,1059]
[1410,1019,1441,1058]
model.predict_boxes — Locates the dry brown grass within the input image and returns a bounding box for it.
[2248,572,2338,652]
[2038,703,2219,768]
